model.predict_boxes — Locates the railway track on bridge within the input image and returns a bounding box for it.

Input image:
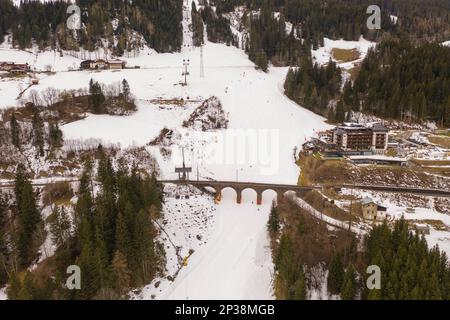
[1,179,449,198]
[159,180,450,200]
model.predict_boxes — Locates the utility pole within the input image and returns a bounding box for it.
[175,146,192,181]
[200,45,205,78]
[182,59,190,86]
[182,147,186,176]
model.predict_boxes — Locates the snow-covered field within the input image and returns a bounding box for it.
[311,37,375,69]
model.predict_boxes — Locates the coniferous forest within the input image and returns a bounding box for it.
[0,0,182,53]
[349,39,450,126]
[283,38,450,125]
[271,200,450,300]
[1,155,163,300]
[284,58,342,117]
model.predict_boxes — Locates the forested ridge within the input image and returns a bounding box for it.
[0,0,182,53]
[283,39,450,125]
[348,39,450,126]
[214,0,450,43]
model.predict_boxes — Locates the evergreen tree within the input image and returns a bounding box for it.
[115,209,130,257]
[32,110,45,157]
[191,3,205,47]
[10,113,21,148]
[292,267,307,300]
[327,252,344,295]
[121,79,131,104]
[14,164,42,268]
[275,233,296,295]
[284,57,341,116]
[335,100,345,123]
[6,272,22,300]
[88,79,105,114]
[48,122,63,148]
[48,206,71,249]
[340,264,357,300]
[112,250,131,296]
[352,40,450,125]
[267,202,279,233]
[201,4,235,45]
[255,51,269,72]
[18,272,36,300]
[0,200,7,285]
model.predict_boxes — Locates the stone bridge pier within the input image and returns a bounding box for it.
[211,185,306,205]
[163,180,315,206]
[159,179,450,207]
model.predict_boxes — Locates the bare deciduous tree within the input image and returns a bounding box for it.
[28,89,41,106]
[41,87,59,107]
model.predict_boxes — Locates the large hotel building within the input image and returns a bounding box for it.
[330,123,389,153]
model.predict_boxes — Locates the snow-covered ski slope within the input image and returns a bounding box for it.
[9,42,328,184]
[0,38,329,303]
[0,2,330,300]
[140,189,275,300]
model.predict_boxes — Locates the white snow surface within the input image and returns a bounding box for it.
[12,0,71,7]
[0,287,6,300]
[390,15,398,25]
[311,37,376,69]
[0,42,329,300]
[44,43,329,184]
[136,188,275,300]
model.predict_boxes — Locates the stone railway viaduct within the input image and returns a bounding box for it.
[1,180,449,205]
[158,180,450,205]
[158,180,318,205]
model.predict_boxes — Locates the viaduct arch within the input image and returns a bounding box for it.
[159,180,317,205]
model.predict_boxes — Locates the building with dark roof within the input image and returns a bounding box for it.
[80,60,94,70]
[330,123,389,153]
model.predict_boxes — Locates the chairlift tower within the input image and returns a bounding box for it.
[175,147,192,181]
[182,59,190,86]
